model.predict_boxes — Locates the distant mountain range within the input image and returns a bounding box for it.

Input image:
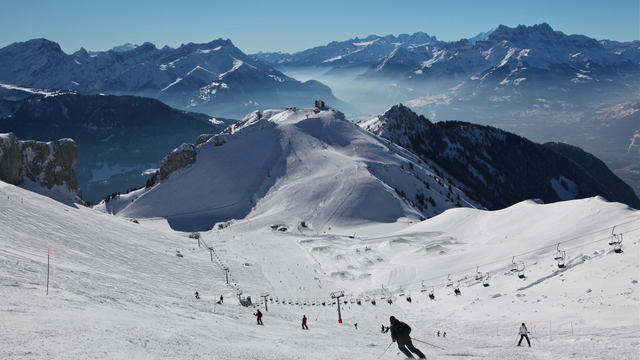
[254,23,640,197]
[0,24,637,203]
[0,38,351,119]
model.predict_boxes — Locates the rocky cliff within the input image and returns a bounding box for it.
[0,132,81,200]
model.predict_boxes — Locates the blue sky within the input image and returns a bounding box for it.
[1,0,638,54]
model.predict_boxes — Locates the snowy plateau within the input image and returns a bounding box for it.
[1,107,639,359]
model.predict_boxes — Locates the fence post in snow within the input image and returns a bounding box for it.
[46,248,50,295]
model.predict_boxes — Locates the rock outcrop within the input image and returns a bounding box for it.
[0,132,81,199]
[157,143,197,182]
[0,133,23,184]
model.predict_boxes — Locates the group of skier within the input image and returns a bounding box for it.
[196,292,532,357]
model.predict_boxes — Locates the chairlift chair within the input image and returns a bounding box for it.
[510,256,519,272]
[475,266,483,281]
[406,291,412,303]
[421,281,427,293]
[554,243,567,268]
[380,284,387,299]
[371,295,376,306]
[517,262,526,279]
[608,227,624,253]
[399,286,405,297]
[446,274,453,287]
[356,297,362,306]
[350,296,355,304]
[428,287,435,300]
[483,273,490,287]
[387,297,393,305]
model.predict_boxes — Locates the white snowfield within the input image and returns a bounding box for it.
[1,110,639,359]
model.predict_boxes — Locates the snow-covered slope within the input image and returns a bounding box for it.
[104,107,479,232]
[1,176,637,359]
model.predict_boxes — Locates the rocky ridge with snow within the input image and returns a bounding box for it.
[104,106,480,231]
[359,104,640,210]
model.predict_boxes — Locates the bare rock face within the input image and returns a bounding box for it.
[157,143,197,182]
[0,132,81,199]
[0,133,24,184]
[21,138,80,193]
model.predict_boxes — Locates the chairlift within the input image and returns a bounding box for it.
[446,274,453,287]
[608,226,624,253]
[357,297,362,306]
[275,297,280,304]
[406,291,412,303]
[483,273,490,287]
[344,298,348,305]
[371,295,377,306]
[554,243,567,268]
[428,287,435,301]
[454,282,461,296]
[380,284,387,299]
[517,262,526,279]
[303,299,308,306]
[473,266,482,280]
[399,286,405,297]
[421,281,428,293]
[350,296,355,304]
[510,256,519,272]
[387,297,393,305]
[288,299,292,305]
[322,299,326,306]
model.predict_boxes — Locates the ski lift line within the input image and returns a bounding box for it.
[368,226,640,295]
[201,223,638,307]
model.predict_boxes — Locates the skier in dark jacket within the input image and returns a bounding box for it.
[389,316,425,359]
[254,309,263,325]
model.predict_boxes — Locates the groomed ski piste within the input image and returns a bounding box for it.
[1,107,639,359]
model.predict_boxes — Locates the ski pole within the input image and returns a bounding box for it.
[378,342,393,359]
[412,338,445,350]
